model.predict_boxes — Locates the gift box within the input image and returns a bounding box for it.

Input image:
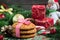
[35,18,54,29]
[32,5,54,29]
[32,5,46,20]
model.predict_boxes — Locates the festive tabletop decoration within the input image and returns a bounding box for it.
[9,18,36,38]
[32,5,56,36]
[0,4,59,40]
[46,0,60,24]
[32,5,54,29]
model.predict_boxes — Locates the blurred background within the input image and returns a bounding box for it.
[0,0,48,10]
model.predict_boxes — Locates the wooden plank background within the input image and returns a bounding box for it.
[0,0,59,10]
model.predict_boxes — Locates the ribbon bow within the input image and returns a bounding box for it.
[0,5,13,14]
[16,18,31,37]
[18,18,31,24]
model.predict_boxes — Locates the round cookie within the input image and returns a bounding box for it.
[12,28,36,34]
[13,33,36,38]
[12,22,36,30]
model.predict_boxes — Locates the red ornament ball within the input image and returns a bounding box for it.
[50,28,56,34]
[0,35,3,40]
[0,14,5,19]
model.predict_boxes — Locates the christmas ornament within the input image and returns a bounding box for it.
[0,35,3,40]
[46,0,60,24]
[13,14,24,23]
[1,25,13,36]
[0,5,13,14]
[46,0,59,14]
[1,25,12,32]
[50,27,56,34]
[0,14,5,19]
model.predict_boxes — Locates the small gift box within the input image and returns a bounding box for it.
[35,18,54,29]
[32,5,46,20]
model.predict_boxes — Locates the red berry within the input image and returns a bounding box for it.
[42,32,46,35]
[50,29,56,34]
[2,14,5,18]
[0,35,3,40]
[0,14,5,19]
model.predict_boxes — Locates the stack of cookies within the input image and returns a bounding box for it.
[12,22,36,38]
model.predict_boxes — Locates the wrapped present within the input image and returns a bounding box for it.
[35,18,54,29]
[32,5,46,20]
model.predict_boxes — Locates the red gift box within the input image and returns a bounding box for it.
[35,18,54,29]
[32,5,46,20]
[32,5,54,29]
